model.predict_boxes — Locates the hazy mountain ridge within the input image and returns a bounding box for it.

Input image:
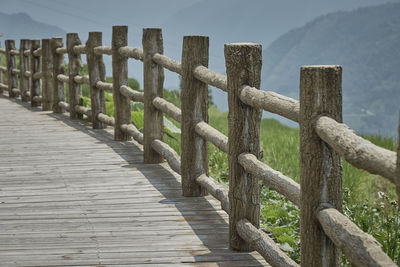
[0,12,66,42]
[262,3,400,136]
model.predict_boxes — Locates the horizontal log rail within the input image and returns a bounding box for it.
[119,85,144,102]
[120,123,144,145]
[317,207,397,267]
[10,49,20,56]
[239,85,299,122]
[151,139,181,175]
[237,219,299,267]
[194,121,228,153]
[57,74,69,83]
[94,45,112,55]
[152,96,181,123]
[0,27,398,267]
[73,45,86,54]
[55,47,67,54]
[118,46,143,60]
[96,81,113,91]
[193,65,227,92]
[74,75,89,84]
[152,53,182,75]
[97,112,115,126]
[196,174,229,213]
[33,48,42,56]
[316,116,397,184]
[238,153,300,206]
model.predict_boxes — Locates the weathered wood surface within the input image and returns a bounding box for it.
[152,53,182,75]
[120,85,144,102]
[317,207,396,267]
[194,121,228,153]
[0,95,269,266]
[67,33,83,119]
[29,40,41,107]
[5,40,18,98]
[181,36,209,197]
[19,39,31,102]
[193,65,227,92]
[316,115,397,184]
[225,43,262,251]
[299,65,342,266]
[51,37,66,113]
[153,96,181,123]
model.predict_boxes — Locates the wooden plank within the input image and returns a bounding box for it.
[0,96,268,266]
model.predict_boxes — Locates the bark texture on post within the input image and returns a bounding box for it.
[181,36,209,197]
[5,40,18,98]
[299,65,343,267]
[0,43,3,94]
[112,26,131,140]
[86,32,106,129]
[19,39,31,101]
[224,43,262,252]
[143,28,164,163]
[67,33,83,119]
[41,39,54,111]
[30,40,41,107]
[397,114,400,207]
[51,37,65,113]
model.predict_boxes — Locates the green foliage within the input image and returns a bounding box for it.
[76,72,399,265]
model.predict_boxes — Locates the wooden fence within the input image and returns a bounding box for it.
[0,25,399,267]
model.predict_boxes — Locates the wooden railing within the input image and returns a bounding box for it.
[0,25,399,267]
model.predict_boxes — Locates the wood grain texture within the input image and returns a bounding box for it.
[112,26,131,141]
[143,28,164,163]
[299,65,342,267]
[5,40,18,98]
[67,33,83,119]
[224,43,262,252]
[317,207,396,267]
[41,39,53,111]
[19,39,31,102]
[29,40,41,107]
[86,32,106,129]
[0,95,269,266]
[181,36,209,197]
[0,43,3,94]
[51,37,66,113]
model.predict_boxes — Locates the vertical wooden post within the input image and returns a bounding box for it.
[41,39,54,111]
[67,33,83,119]
[224,43,262,251]
[30,40,41,107]
[181,36,209,197]
[112,25,131,140]
[51,37,65,113]
[19,39,31,101]
[0,43,3,94]
[143,28,164,163]
[299,65,342,267]
[397,113,400,208]
[86,32,106,129]
[5,40,18,98]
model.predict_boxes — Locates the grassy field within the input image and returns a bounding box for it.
[79,83,398,264]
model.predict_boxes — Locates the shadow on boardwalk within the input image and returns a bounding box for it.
[1,94,267,266]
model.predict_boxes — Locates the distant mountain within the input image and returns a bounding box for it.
[163,0,400,111]
[0,12,66,44]
[261,2,400,136]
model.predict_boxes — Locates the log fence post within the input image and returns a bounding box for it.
[0,43,3,94]
[224,43,262,251]
[67,33,83,119]
[19,39,31,102]
[51,37,65,113]
[143,28,164,163]
[112,25,131,140]
[41,39,54,111]
[5,40,18,98]
[299,65,342,267]
[181,36,209,197]
[30,40,41,107]
[86,32,106,129]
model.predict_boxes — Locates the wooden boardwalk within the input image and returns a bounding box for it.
[0,95,268,266]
